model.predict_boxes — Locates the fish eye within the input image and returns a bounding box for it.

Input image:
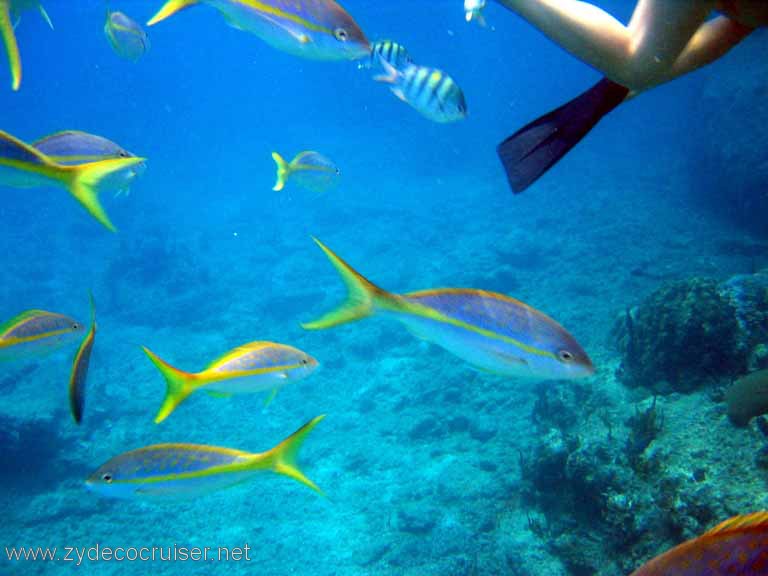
[72,323,80,330]
[118,151,129,158]
[558,350,575,363]
[334,27,349,42]
[102,473,113,483]
[301,359,308,365]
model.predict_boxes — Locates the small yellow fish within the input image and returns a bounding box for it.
[104,9,150,62]
[87,415,326,499]
[271,151,340,193]
[143,341,318,423]
[0,309,83,362]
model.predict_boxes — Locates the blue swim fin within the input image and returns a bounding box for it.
[497,77,630,193]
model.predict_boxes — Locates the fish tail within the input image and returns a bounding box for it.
[373,57,398,84]
[302,237,394,330]
[63,157,146,232]
[0,3,21,90]
[147,0,198,26]
[271,152,290,192]
[142,346,197,424]
[256,415,325,495]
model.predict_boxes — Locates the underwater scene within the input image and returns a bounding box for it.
[1,0,768,574]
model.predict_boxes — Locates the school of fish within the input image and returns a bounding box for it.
[0,2,762,574]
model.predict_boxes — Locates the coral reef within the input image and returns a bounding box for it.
[614,271,768,393]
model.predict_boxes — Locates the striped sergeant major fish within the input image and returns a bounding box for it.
[147,0,370,61]
[0,0,53,90]
[303,238,594,380]
[375,59,467,123]
[364,40,413,70]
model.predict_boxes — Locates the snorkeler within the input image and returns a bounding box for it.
[479,0,768,192]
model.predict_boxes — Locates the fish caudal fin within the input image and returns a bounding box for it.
[373,57,399,85]
[497,77,629,193]
[0,3,21,90]
[63,157,146,232]
[147,0,198,26]
[142,346,197,424]
[271,152,290,192]
[302,237,391,330]
[258,415,325,494]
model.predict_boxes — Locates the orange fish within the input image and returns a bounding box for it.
[630,511,768,575]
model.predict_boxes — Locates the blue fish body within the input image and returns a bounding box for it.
[0,309,84,361]
[398,290,592,378]
[148,0,370,61]
[33,131,144,194]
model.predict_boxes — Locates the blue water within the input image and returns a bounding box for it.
[1,2,767,575]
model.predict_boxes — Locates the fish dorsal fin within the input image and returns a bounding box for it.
[702,511,768,537]
[0,130,57,165]
[205,341,272,370]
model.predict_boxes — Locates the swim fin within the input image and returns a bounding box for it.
[497,77,630,193]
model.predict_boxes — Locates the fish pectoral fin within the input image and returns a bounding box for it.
[487,350,528,366]
[254,11,312,45]
[205,390,232,399]
[263,387,279,408]
[38,4,53,29]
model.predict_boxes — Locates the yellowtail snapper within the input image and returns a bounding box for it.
[303,238,594,379]
[0,309,84,362]
[33,130,145,197]
[375,60,467,123]
[0,129,145,231]
[87,415,326,499]
[142,341,318,423]
[272,151,340,193]
[147,0,370,61]
[0,0,52,90]
[68,294,95,425]
[104,9,150,62]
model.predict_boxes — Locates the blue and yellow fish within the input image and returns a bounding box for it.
[375,60,467,123]
[87,415,325,499]
[147,0,370,61]
[143,341,318,423]
[104,9,150,62]
[303,238,594,379]
[630,511,768,575]
[33,130,145,196]
[0,309,84,362]
[271,150,340,192]
[68,294,95,425]
[0,129,145,231]
[0,0,52,90]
